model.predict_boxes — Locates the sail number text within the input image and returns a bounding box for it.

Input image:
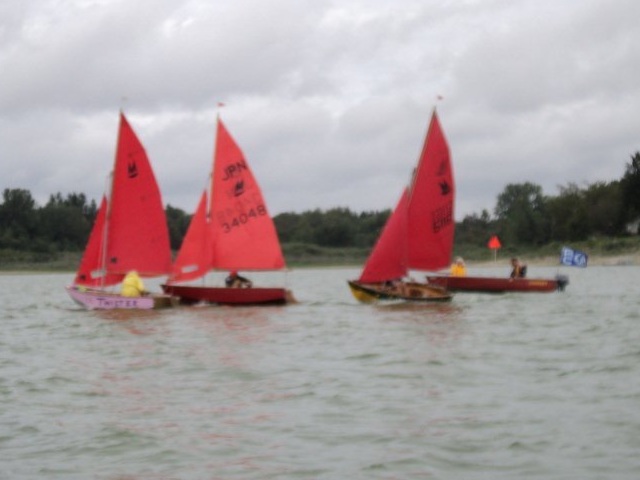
[220,205,267,233]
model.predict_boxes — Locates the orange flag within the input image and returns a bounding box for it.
[488,235,502,249]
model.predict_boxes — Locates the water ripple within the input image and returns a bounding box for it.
[1,268,640,478]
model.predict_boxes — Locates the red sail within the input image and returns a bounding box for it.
[167,191,212,283]
[73,113,172,287]
[74,196,123,287]
[406,110,455,270]
[209,119,286,271]
[359,189,409,283]
[105,113,172,277]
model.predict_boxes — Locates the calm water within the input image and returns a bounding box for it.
[1,266,639,479]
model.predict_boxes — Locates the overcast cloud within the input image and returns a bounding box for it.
[1,0,639,218]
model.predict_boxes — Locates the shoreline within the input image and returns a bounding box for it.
[1,253,638,275]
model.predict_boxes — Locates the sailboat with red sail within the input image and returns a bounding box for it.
[161,117,293,305]
[348,109,454,302]
[66,113,175,309]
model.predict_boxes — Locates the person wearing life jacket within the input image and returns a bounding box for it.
[450,257,467,277]
[225,271,253,288]
[510,258,527,278]
[121,270,148,297]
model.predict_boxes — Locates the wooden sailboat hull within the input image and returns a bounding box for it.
[66,285,177,310]
[348,280,453,303]
[161,284,293,306]
[426,275,569,293]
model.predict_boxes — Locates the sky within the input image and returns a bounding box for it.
[1,0,639,219]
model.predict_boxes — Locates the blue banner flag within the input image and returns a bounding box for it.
[560,246,588,267]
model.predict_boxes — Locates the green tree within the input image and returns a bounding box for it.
[546,183,589,241]
[165,204,190,251]
[314,207,356,247]
[584,181,623,236]
[290,209,323,244]
[354,209,389,247]
[0,188,38,249]
[456,209,495,246]
[494,182,549,244]
[621,151,640,224]
[273,212,301,243]
[37,192,93,250]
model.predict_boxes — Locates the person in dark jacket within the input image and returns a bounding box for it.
[225,271,253,288]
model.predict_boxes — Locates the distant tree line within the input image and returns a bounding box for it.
[457,151,640,247]
[0,190,98,253]
[1,152,639,256]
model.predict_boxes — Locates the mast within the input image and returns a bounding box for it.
[201,114,218,286]
[99,171,114,289]
[99,111,124,289]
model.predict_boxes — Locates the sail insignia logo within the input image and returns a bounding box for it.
[439,181,451,196]
[128,161,138,179]
[233,180,245,197]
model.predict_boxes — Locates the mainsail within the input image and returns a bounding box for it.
[210,119,286,271]
[168,117,285,284]
[406,110,455,271]
[73,113,172,287]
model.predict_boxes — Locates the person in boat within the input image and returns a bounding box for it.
[121,270,148,297]
[382,278,402,293]
[510,258,527,278]
[225,271,253,288]
[450,257,467,277]
[381,278,409,296]
[383,278,399,289]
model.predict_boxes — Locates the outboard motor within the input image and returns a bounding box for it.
[556,274,569,292]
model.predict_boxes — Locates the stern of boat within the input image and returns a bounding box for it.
[556,274,569,292]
